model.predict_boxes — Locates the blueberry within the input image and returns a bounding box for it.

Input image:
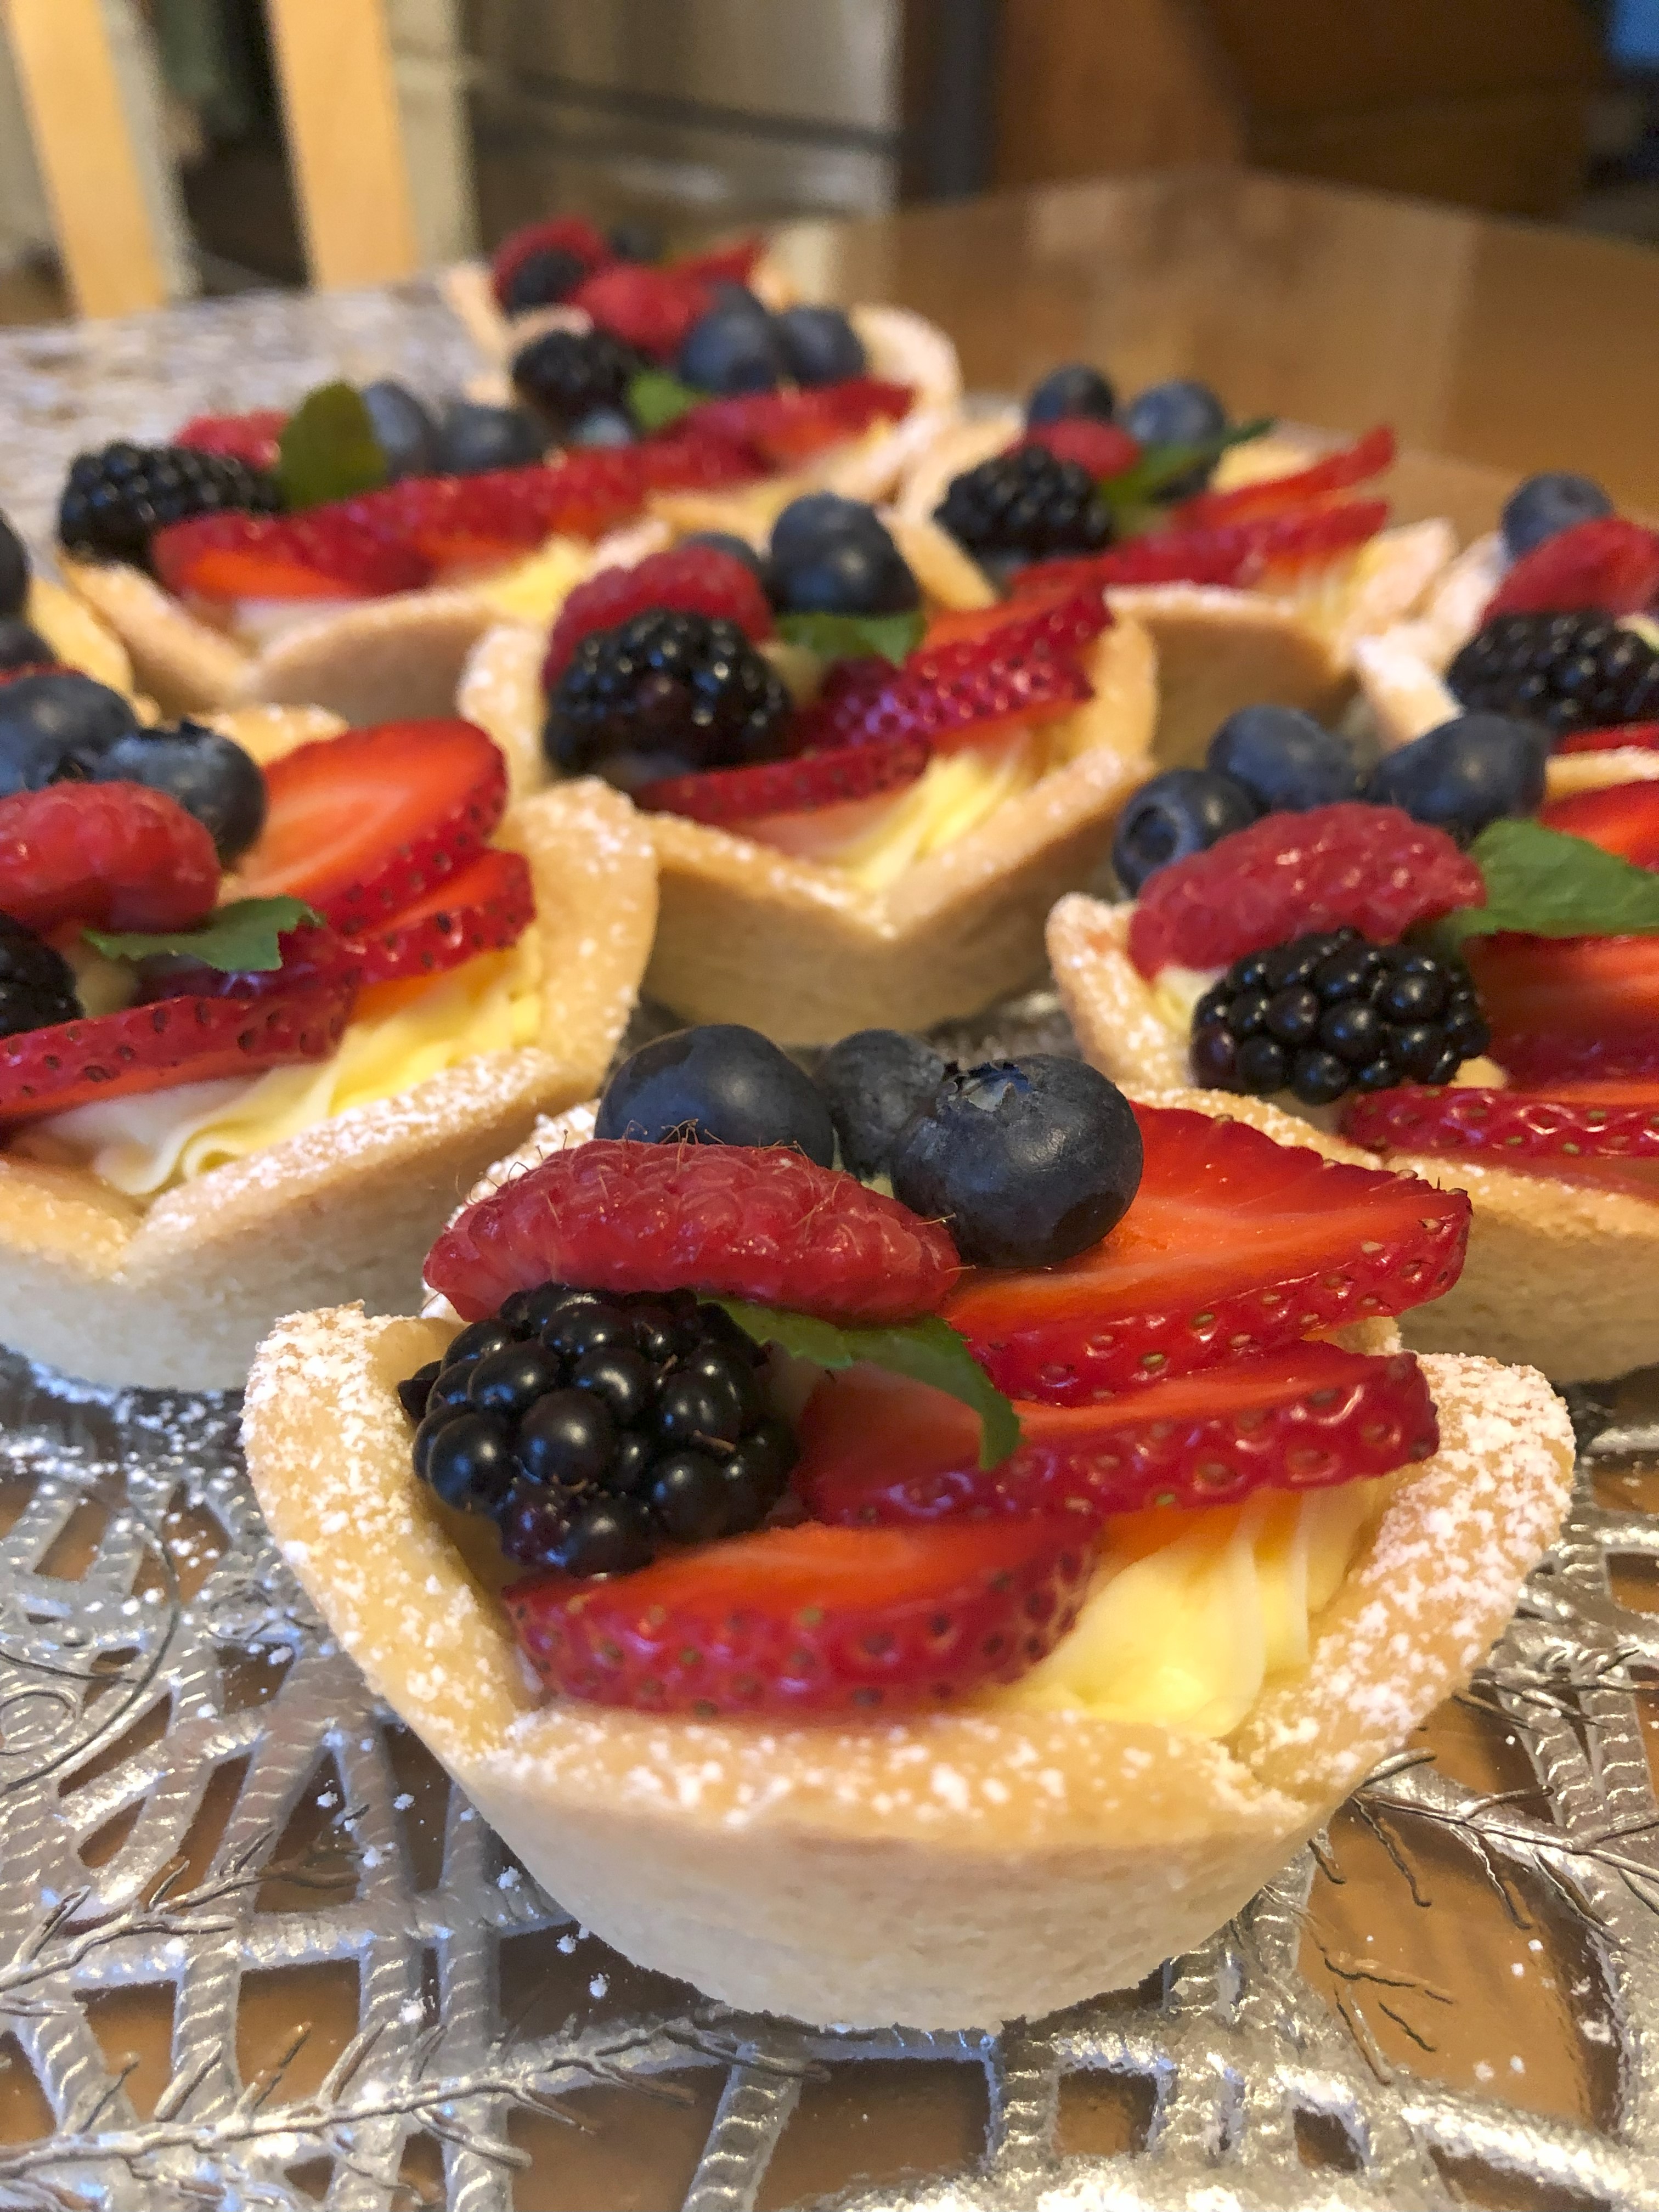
[770,491,874,568]
[648,1448,730,1543]
[466,1340,565,1418]
[1206,704,1360,813]
[681,529,769,584]
[516,1388,617,1491]
[814,1028,946,1178]
[1364,713,1548,844]
[709,282,772,324]
[1110,768,1259,894]
[889,1056,1143,1269]
[361,379,438,479]
[97,719,267,863]
[1122,377,1227,449]
[0,617,52,673]
[569,407,636,449]
[678,306,787,396]
[1025,363,1116,427]
[557,1495,655,1577]
[0,672,139,797]
[768,494,917,617]
[609,219,663,263]
[424,1413,515,1511]
[597,1022,834,1164]
[433,401,545,475]
[1502,471,1613,561]
[499,245,588,314]
[0,510,28,619]
[774,305,866,387]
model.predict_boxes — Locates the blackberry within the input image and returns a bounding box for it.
[59,442,281,568]
[546,608,792,792]
[499,244,589,314]
[398,1284,797,1577]
[1447,611,1659,738]
[936,445,1113,563]
[0,912,80,1039]
[512,326,644,435]
[1190,928,1488,1109]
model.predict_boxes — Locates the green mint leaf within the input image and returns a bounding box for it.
[776,610,926,667]
[1098,415,1276,525]
[716,1301,1020,1471]
[278,381,391,511]
[1435,818,1659,949]
[86,896,323,974]
[627,368,702,433]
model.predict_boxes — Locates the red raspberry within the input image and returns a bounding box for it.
[1019,419,1142,479]
[490,215,612,311]
[570,263,711,362]
[543,545,774,687]
[0,782,219,934]
[174,408,287,473]
[1484,516,1659,622]
[424,1139,963,1324]
[637,729,930,824]
[1126,802,1485,978]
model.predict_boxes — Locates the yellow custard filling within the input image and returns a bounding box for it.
[473,535,596,626]
[17,932,543,1198]
[986,1479,1389,1739]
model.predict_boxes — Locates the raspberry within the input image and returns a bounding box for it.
[636,729,930,823]
[1482,517,1659,622]
[0,781,219,934]
[570,263,711,362]
[1174,425,1396,529]
[542,545,774,687]
[1126,802,1486,979]
[1019,419,1142,479]
[174,408,288,474]
[423,1139,963,1324]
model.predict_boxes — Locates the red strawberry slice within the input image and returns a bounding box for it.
[153,510,428,602]
[921,583,1110,659]
[795,1343,1438,1528]
[671,235,764,287]
[174,407,287,473]
[1173,426,1397,529]
[1342,1078,1659,1165]
[1019,419,1142,478]
[1466,932,1659,1082]
[1012,500,1390,599]
[634,420,764,493]
[944,1103,1470,1406]
[0,968,357,1123]
[0,782,218,934]
[1127,802,1484,979]
[686,379,913,467]
[571,263,711,362]
[635,729,931,825]
[808,624,1095,759]
[1483,517,1659,623]
[362,457,646,565]
[505,1515,1094,1717]
[490,215,612,312]
[134,918,359,1003]
[1538,781,1659,869]
[424,1138,962,1325]
[543,544,774,688]
[1556,723,1659,755]
[235,719,508,933]
[346,846,535,986]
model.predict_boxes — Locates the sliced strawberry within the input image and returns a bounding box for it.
[424,1139,962,1325]
[1012,500,1390,598]
[671,235,764,287]
[174,407,287,473]
[1172,426,1396,529]
[134,918,359,1003]
[634,420,764,493]
[686,379,912,467]
[0,968,356,1122]
[1127,802,1484,979]
[1538,781,1659,868]
[795,1344,1437,1527]
[1020,419,1142,479]
[807,624,1094,759]
[0,782,218,934]
[543,545,774,687]
[636,729,930,824]
[944,1103,1470,1404]
[505,1515,1094,1717]
[490,215,612,312]
[1556,723,1659,755]
[1342,1079,1659,1164]
[922,583,1110,658]
[362,457,646,566]
[1467,932,1659,1082]
[152,510,428,602]
[571,263,710,362]
[1483,517,1659,623]
[346,846,534,985]
[235,719,508,932]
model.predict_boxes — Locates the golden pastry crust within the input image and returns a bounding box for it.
[24,573,135,694]
[243,1304,1571,2028]
[0,780,657,1390]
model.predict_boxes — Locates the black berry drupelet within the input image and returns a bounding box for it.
[59,443,281,568]
[398,1284,796,1577]
[1190,928,1488,1108]
[545,608,792,792]
[512,326,644,435]
[935,444,1113,563]
[0,913,81,1039]
[1447,612,1659,738]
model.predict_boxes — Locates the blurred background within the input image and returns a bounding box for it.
[2,0,1657,320]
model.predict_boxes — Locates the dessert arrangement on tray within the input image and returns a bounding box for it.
[7,208,1655,2037]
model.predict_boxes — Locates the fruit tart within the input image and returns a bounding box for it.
[894,364,1455,763]
[2,500,135,699]
[0,710,655,1387]
[1048,708,1659,1378]
[244,1020,1572,2028]
[460,515,1157,1041]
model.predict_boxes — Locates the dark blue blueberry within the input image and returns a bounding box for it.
[678,305,787,396]
[433,400,546,475]
[889,1056,1143,1268]
[0,672,139,797]
[568,406,636,448]
[0,510,27,619]
[774,305,866,387]
[648,1448,730,1543]
[681,529,769,585]
[556,1494,655,1577]
[97,719,267,863]
[516,1388,617,1492]
[768,493,917,616]
[424,1413,515,1512]
[597,1022,835,1164]
[770,491,869,567]
[1501,471,1614,561]
[1110,767,1259,894]
[1122,377,1227,448]
[1364,713,1548,844]
[1025,363,1116,426]
[814,1028,946,1178]
[0,616,52,673]
[608,219,663,263]
[1206,703,1360,813]
[361,379,438,479]
[498,244,588,313]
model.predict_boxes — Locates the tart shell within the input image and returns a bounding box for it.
[243,1303,1571,2028]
